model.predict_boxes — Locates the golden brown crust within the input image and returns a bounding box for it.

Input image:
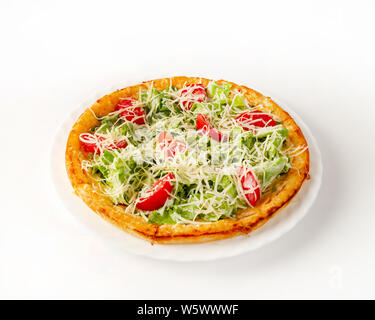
[65,77,310,244]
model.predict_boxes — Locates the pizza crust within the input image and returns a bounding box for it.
[65,77,310,244]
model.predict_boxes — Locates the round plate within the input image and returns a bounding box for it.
[50,82,322,261]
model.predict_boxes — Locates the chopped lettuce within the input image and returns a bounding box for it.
[207,81,232,104]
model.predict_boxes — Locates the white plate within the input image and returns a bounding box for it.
[50,82,322,262]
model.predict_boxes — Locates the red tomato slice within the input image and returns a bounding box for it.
[237,167,261,206]
[180,84,207,110]
[116,97,146,125]
[136,173,175,211]
[80,133,127,154]
[157,131,174,148]
[196,113,227,142]
[107,139,127,150]
[157,131,186,158]
[236,110,277,131]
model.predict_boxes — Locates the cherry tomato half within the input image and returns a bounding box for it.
[135,173,175,211]
[157,131,186,158]
[180,84,207,110]
[236,110,277,131]
[80,133,127,154]
[116,97,146,125]
[196,113,227,142]
[237,166,261,206]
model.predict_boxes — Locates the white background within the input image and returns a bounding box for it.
[0,0,374,299]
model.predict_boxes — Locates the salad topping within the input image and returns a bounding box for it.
[79,81,299,224]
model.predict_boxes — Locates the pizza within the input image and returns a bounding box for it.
[65,77,309,244]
